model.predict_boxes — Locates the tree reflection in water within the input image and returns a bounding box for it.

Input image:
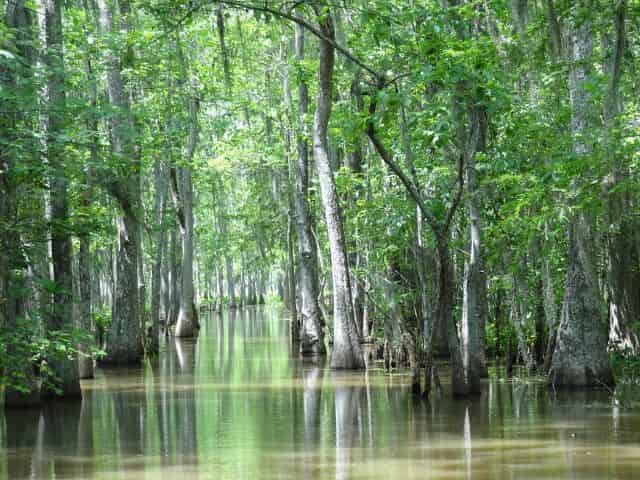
[1,307,639,480]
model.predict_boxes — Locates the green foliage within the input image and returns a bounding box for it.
[0,319,102,394]
[611,351,640,383]
[2,0,639,392]
[485,320,518,359]
[93,305,112,333]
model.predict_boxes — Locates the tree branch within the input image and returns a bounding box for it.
[216,0,382,81]
[366,88,443,233]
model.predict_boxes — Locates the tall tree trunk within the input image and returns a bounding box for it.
[346,74,366,339]
[78,220,93,378]
[239,256,247,307]
[174,92,199,337]
[43,0,81,397]
[550,3,614,387]
[215,263,224,313]
[603,0,639,354]
[150,158,168,353]
[226,256,235,308]
[168,224,181,328]
[98,0,143,364]
[287,208,299,339]
[461,106,488,381]
[437,239,471,395]
[77,2,98,379]
[541,225,558,373]
[312,10,364,369]
[160,224,171,329]
[294,24,324,356]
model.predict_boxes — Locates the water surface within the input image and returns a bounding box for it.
[1,307,639,479]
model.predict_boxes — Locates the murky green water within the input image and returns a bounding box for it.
[1,307,639,479]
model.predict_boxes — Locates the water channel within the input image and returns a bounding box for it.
[1,307,638,479]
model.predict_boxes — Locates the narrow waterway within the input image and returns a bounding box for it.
[1,307,638,479]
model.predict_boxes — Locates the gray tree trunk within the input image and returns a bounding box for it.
[174,94,199,337]
[215,264,224,313]
[550,4,614,387]
[98,0,143,364]
[77,4,98,379]
[437,241,471,395]
[160,224,171,329]
[345,75,366,339]
[168,225,181,328]
[294,24,324,356]
[312,11,364,369]
[226,257,235,308]
[150,158,168,353]
[541,225,558,373]
[603,1,639,354]
[461,107,488,382]
[43,0,81,397]
[78,225,93,378]
[239,257,247,307]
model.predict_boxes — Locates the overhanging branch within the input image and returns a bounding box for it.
[216,0,382,81]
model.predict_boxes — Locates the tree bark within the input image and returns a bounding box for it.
[150,158,168,353]
[446,9,484,388]
[98,0,143,364]
[550,3,614,387]
[215,264,224,313]
[168,224,181,328]
[312,10,364,369]
[77,1,98,379]
[174,93,200,338]
[43,0,81,397]
[436,240,473,395]
[294,23,325,356]
[460,106,488,385]
[603,0,639,354]
[226,256,235,308]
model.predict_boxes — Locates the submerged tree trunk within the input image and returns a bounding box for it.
[168,225,181,329]
[43,0,81,397]
[603,0,639,354]
[541,228,558,373]
[607,196,640,354]
[150,158,168,353]
[174,92,200,338]
[98,0,143,364]
[294,24,324,356]
[437,240,474,395]
[78,222,93,378]
[226,256,235,308]
[550,4,613,387]
[77,5,98,379]
[461,106,488,380]
[312,11,363,369]
[215,264,224,313]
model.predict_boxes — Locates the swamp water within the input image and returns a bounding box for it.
[1,307,639,479]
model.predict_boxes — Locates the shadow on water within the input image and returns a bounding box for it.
[1,306,639,479]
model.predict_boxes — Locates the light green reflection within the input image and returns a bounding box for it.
[1,307,639,479]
